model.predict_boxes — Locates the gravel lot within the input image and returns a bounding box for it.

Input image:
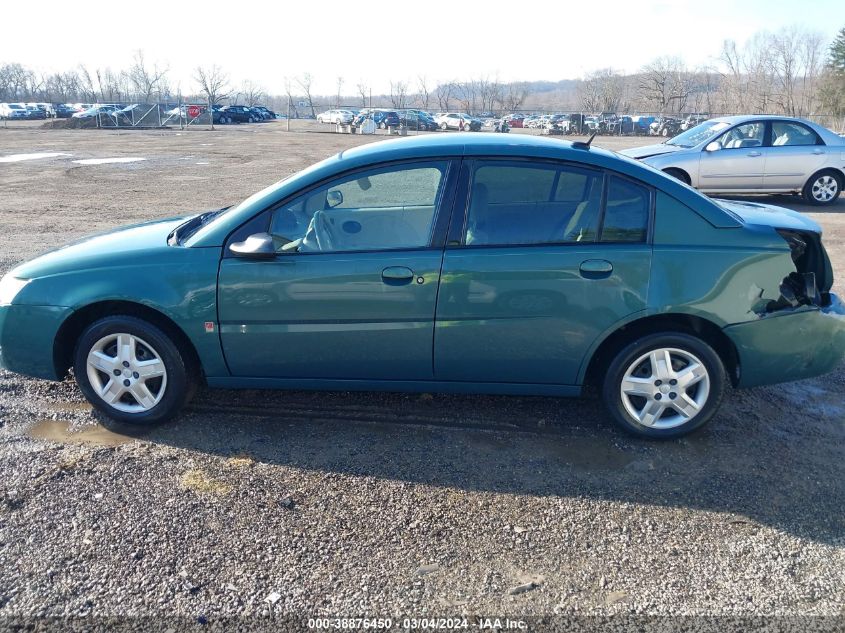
[0,121,843,630]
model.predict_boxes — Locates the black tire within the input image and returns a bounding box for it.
[73,315,197,425]
[440,122,448,131]
[802,169,842,206]
[663,168,691,185]
[601,332,726,439]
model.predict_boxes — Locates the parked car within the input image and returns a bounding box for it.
[0,103,30,120]
[354,109,400,129]
[400,110,437,131]
[251,106,277,121]
[681,114,709,131]
[53,104,78,118]
[219,105,260,123]
[435,113,481,131]
[503,114,524,128]
[2,135,842,439]
[71,105,121,119]
[25,103,52,119]
[621,115,845,205]
[632,115,656,135]
[650,116,682,137]
[317,109,355,124]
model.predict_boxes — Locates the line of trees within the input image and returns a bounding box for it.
[2,26,844,120]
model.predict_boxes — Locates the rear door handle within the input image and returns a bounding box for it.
[381,266,414,283]
[747,151,762,157]
[580,259,613,278]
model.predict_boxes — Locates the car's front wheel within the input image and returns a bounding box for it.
[602,333,726,439]
[803,170,842,206]
[73,316,196,424]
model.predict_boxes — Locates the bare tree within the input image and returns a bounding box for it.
[389,80,409,109]
[637,56,693,113]
[579,68,624,112]
[296,73,317,118]
[356,81,369,107]
[128,50,168,103]
[416,75,431,110]
[500,82,528,113]
[335,76,344,108]
[194,65,231,105]
[241,80,266,106]
[435,81,454,111]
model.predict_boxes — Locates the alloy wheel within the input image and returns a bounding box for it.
[619,347,710,429]
[811,175,839,202]
[86,333,168,413]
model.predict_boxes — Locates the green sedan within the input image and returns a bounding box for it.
[0,135,843,438]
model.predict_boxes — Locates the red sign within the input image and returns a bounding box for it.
[187,105,201,118]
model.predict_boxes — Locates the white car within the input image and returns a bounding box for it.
[317,109,354,124]
[622,115,845,206]
[72,105,120,119]
[0,103,30,119]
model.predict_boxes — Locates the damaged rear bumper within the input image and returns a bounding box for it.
[724,293,845,388]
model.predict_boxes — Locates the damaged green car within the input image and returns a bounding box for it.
[0,134,843,438]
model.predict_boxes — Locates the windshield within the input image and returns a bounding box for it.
[666,120,730,147]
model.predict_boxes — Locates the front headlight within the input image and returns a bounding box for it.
[0,275,30,306]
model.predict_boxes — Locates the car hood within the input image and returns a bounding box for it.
[714,199,822,233]
[11,215,193,280]
[619,144,682,159]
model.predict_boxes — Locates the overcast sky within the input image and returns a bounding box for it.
[2,0,842,95]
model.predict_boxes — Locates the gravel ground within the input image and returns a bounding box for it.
[0,121,844,630]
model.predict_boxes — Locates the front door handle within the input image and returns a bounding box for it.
[381,266,414,283]
[747,151,762,157]
[580,259,613,278]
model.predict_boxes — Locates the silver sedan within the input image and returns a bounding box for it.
[621,115,845,206]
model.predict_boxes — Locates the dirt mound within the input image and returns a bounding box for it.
[42,118,97,130]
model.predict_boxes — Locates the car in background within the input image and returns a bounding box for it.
[251,106,277,121]
[71,105,121,119]
[400,110,437,131]
[353,109,400,129]
[435,113,481,131]
[0,103,30,120]
[1,134,842,440]
[53,104,78,118]
[220,105,259,123]
[24,106,47,120]
[681,114,709,131]
[621,115,845,205]
[317,109,355,124]
[25,103,53,118]
[632,115,656,135]
[503,114,524,128]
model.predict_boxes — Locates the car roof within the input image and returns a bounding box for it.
[704,114,843,144]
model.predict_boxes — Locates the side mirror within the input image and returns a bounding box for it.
[326,190,344,208]
[705,141,721,152]
[229,232,275,259]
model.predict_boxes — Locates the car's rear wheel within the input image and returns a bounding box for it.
[602,333,726,439]
[803,170,842,206]
[73,316,196,425]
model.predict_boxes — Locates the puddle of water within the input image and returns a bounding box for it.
[72,157,145,165]
[196,162,210,165]
[0,152,72,163]
[27,419,142,447]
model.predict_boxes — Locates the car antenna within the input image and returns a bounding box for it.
[571,131,597,150]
